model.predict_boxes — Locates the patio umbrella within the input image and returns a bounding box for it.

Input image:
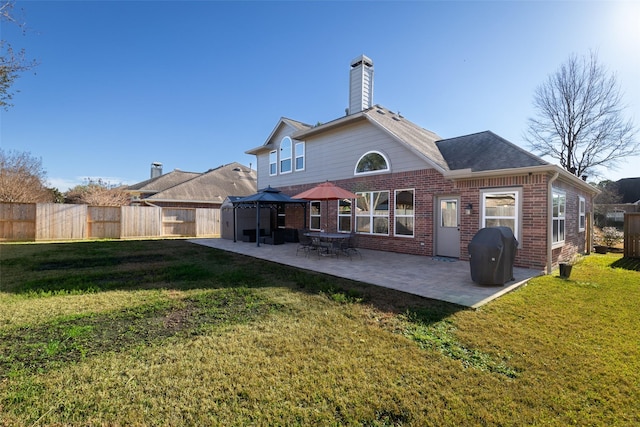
[293,181,360,231]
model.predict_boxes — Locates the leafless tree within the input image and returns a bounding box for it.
[524,51,638,177]
[1,0,38,109]
[0,148,54,202]
[65,178,131,206]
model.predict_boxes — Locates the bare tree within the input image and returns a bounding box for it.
[0,148,54,202]
[65,178,131,206]
[524,51,638,177]
[1,0,38,109]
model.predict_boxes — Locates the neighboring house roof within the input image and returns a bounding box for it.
[145,162,257,204]
[127,170,201,195]
[436,131,548,172]
[617,177,640,204]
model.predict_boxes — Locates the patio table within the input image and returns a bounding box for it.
[304,232,351,257]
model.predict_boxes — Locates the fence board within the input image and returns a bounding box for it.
[624,213,640,258]
[196,208,220,236]
[121,206,162,238]
[36,204,87,241]
[88,206,122,239]
[0,203,220,241]
[162,208,196,236]
[0,203,36,241]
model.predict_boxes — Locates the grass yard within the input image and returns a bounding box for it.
[1,240,639,426]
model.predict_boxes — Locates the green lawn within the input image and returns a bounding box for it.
[1,240,638,426]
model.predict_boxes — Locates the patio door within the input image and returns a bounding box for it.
[436,197,460,258]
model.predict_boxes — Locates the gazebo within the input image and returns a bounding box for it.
[230,186,308,246]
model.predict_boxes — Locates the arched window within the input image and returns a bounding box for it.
[355,151,389,174]
[280,137,292,174]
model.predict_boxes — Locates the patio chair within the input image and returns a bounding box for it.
[296,229,317,257]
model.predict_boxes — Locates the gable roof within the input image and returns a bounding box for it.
[616,177,640,204]
[127,169,201,194]
[145,162,257,204]
[246,117,312,155]
[436,131,549,172]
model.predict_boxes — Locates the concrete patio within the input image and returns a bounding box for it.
[189,238,544,308]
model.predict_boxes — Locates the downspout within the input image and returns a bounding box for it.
[546,171,560,274]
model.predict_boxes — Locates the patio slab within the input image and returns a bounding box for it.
[189,238,544,308]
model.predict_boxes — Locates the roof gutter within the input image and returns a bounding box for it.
[546,171,560,274]
[444,164,598,195]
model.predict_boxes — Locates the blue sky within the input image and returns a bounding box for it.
[2,1,639,191]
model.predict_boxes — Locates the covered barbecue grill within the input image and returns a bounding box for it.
[468,227,518,285]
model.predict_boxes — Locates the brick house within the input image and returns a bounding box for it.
[245,55,598,273]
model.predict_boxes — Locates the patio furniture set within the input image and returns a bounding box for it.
[296,230,362,260]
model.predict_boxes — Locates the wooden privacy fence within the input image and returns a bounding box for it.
[0,203,220,242]
[624,212,640,258]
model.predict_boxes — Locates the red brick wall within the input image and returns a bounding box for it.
[277,169,592,271]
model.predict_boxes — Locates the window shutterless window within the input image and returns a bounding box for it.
[295,141,305,171]
[338,199,352,233]
[354,151,389,175]
[310,201,321,230]
[579,196,586,232]
[481,188,521,244]
[280,137,292,174]
[356,191,389,235]
[552,190,566,244]
[394,189,414,237]
[269,150,277,176]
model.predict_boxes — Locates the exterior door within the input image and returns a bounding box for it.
[436,197,460,258]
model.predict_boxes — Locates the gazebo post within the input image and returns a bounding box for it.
[256,201,261,247]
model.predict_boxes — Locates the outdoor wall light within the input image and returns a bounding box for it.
[465,203,473,215]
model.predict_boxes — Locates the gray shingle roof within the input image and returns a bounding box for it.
[126,170,201,192]
[146,162,257,203]
[436,131,549,172]
[364,106,448,170]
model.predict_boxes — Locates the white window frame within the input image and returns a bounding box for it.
[480,187,522,245]
[355,190,390,235]
[279,137,292,174]
[269,150,277,176]
[337,199,352,233]
[295,141,305,171]
[552,189,566,246]
[394,188,415,237]
[310,200,321,231]
[354,151,390,175]
[579,196,586,232]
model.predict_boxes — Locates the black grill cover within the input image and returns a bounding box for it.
[468,227,518,285]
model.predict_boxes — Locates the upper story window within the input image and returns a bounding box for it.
[552,189,566,245]
[295,141,305,171]
[355,151,389,175]
[280,137,292,174]
[579,196,586,232]
[269,150,277,176]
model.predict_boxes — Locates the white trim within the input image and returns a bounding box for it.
[579,196,586,232]
[279,137,292,175]
[480,187,522,247]
[551,188,566,247]
[269,150,277,176]
[294,141,305,172]
[354,150,390,175]
[394,188,415,238]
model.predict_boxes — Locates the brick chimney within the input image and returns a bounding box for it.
[348,54,374,115]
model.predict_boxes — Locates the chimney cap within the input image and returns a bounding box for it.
[350,54,373,68]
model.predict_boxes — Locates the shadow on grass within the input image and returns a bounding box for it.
[1,240,463,321]
[610,257,640,271]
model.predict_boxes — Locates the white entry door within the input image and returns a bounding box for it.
[436,197,460,258]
